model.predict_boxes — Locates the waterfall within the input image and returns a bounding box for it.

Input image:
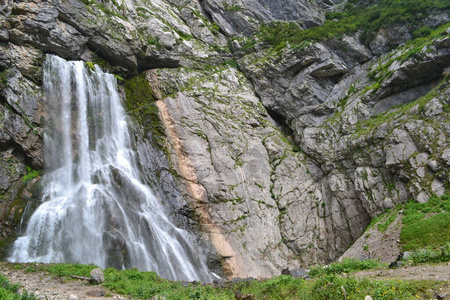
[9,55,212,282]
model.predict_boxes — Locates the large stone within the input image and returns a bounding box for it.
[90,268,105,284]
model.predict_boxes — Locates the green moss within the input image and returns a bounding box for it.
[8,196,28,225]
[223,4,242,11]
[123,74,166,151]
[352,75,449,137]
[85,62,95,71]
[0,69,9,87]
[22,166,40,183]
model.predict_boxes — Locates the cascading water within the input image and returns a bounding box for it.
[9,55,212,282]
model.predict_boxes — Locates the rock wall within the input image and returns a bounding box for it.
[0,0,449,279]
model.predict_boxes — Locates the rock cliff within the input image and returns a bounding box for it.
[0,0,449,279]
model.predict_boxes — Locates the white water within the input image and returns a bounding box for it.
[9,55,212,282]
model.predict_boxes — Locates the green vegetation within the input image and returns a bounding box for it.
[366,22,449,89]
[400,194,450,251]
[80,0,126,20]
[224,4,242,12]
[304,275,442,300]
[367,205,401,233]
[309,258,384,278]
[123,73,166,151]
[367,193,450,263]
[0,69,9,87]
[22,166,40,183]
[249,0,449,51]
[408,245,450,264]
[0,273,36,300]
[11,262,447,299]
[352,74,449,137]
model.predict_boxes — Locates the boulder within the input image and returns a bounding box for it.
[90,268,105,284]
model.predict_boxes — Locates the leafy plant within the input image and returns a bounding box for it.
[250,0,450,52]
[0,274,37,300]
[309,258,384,278]
[408,244,450,264]
[22,166,40,183]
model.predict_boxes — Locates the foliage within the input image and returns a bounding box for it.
[0,69,9,87]
[308,275,439,300]
[376,207,400,232]
[251,0,450,51]
[352,73,449,137]
[13,262,448,299]
[40,263,97,277]
[22,166,40,183]
[233,275,303,299]
[400,194,450,251]
[102,268,233,300]
[408,244,450,264]
[309,258,384,278]
[0,274,36,300]
[123,73,166,150]
[85,62,95,71]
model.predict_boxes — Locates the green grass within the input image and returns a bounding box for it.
[368,193,450,256]
[10,262,447,299]
[306,275,442,300]
[309,258,385,278]
[377,212,398,232]
[351,74,449,137]
[400,194,450,251]
[408,244,450,264]
[0,273,36,299]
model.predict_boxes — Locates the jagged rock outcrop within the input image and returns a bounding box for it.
[1,0,449,280]
[202,0,324,36]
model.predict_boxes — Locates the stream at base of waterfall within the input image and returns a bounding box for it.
[8,55,212,282]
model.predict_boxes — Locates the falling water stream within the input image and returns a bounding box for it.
[9,55,212,282]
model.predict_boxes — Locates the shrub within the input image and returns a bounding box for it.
[400,194,450,251]
[251,0,450,52]
[0,274,37,300]
[309,259,383,278]
[409,244,450,264]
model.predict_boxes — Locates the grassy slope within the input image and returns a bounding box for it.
[366,193,450,264]
[2,261,448,300]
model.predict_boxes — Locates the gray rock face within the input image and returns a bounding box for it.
[202,0,324,36]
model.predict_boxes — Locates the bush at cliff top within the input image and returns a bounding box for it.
[256,0,450,50]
